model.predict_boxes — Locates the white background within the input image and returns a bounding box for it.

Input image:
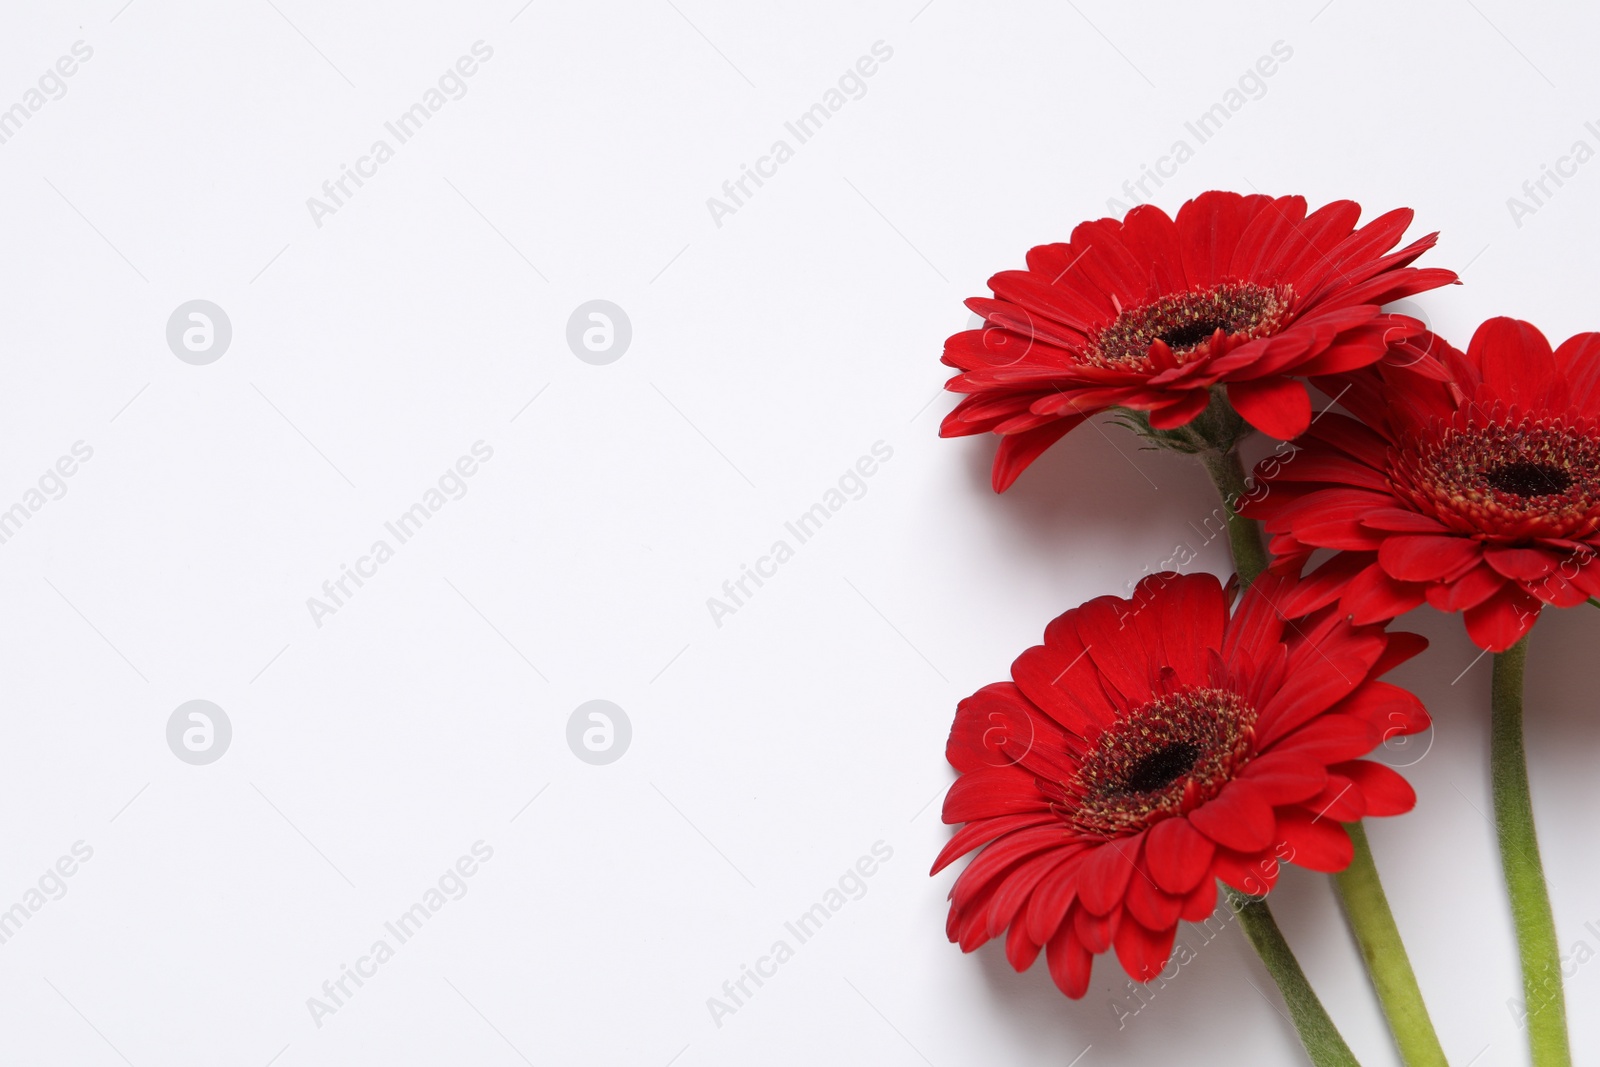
[0,0,1596,1064]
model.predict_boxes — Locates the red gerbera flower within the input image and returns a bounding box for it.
[940,191,1457,491]
[1244,318,1600,652]
[933,571,1426,998]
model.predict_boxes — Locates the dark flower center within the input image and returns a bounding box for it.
[1122,741,1202,793]
[1484,461,1572,498]
[1156,320,1232,351]
[1391,416,1600,540]
[1088,282,1293,369]
[1059,686,1257,837]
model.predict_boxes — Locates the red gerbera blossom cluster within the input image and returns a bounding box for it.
[933,571,1427,997]
[1245,318,1600,650]
[940,191,1456,490]
[934,188,1591,1062]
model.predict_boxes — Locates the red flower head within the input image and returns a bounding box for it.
[933,572,1427,998]
[940,191,1457,491]
[1245,318,1600,651]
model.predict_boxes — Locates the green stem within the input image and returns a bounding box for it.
[1332,824,1448,1066]
[1491,635,1571,1066]
[1227,887,1362,1066]
[1197,448,1270,587]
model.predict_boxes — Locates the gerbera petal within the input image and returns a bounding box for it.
[940,388,1038,435]
[932,811,1061,874]
[1150,570,1228,683]
[1212,848,1282,896]
[1272,714,1381,762]
[1468,317,1556,407]
[1117,204,1188,293]
[1053,220,1146,307]
[1555,332,1600,417]
[949,826,1080,912]
[1227,376,1312,439]
[1073,901,1119,954]
[1045,923,1095,999]
[1527,568,1593,608]
[1229,195,1306,282]
[1306,773,1366,822]
[1264,447,1393,492]
[1293,327,1393,377]
[1302,411,1392,467]
[1372,630,1429,676]
[1316,267,1456,312]
[1425,563,1507,613]
[1463,584,1542,652]
[1272,552,1370,616]
[1213,306,1363,379]
[950,891,997,950]
[1267,198,1362,286]
[1359,508,1450,534]
[1176,190,1253,286]
[1124,866,1184,932]
[1180,876,1219,922]
[1296,207,1414,303]
[1333,759,1417,817]
[1113,915,1179,983]
[1257,649,1375,744]
[1377,535,1484,583]
[1144,816,1215,894]
[942,769,1048,823]
[1015,622,1122,735]
[1264,488,1397,550]
[987,849,1083,939]
[991,417,1085,492]
[1237,751,1329,804]
[943,320,1076,370]
[1145,387,1214,430]
[1072,596,1164,706]
[985,272,1105,335]
[947,684,1041,773]
[1005,918,1043,971]
[956,303,1086,359]
[1225,575,1292,661]
[1275,810,1354,872]
[1068,218,1161,307]
[1327,680,1430,740]
[1188,781,1276,852]
[1075,838,1141,915]
[1484,546,1563,581]
[1023,862,1082,945]
[1571,556,1600,597]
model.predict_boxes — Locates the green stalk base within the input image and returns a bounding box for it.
[1228,886,1362,1067]
[1332,823,1448,1066]
[1492,636,1571,1066]
[1196,447,1270,588]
